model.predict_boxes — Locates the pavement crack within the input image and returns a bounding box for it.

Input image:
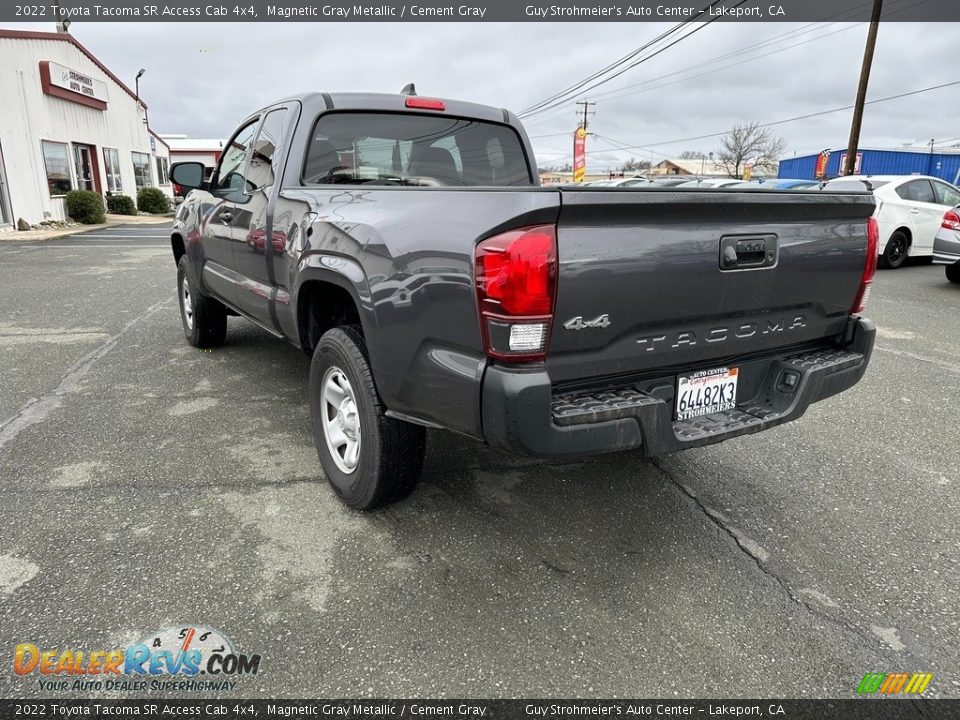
[650,457,917,662]
[542,559,572,576]
[0,299,171,453]
[875,344,960,376]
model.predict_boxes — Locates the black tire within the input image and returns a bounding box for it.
[947,262,960,284]
[879,231,909,269]
[309,326,426,510]
[177,256,227,347]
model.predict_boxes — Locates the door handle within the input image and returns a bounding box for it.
[220,211,233,224]
[720,235,777,270]
[910,208,921,214]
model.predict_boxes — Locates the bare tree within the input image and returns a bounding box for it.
[679,150,706,160]
[622,157,652,173]
[716,122,786,178]
[538,162,573,173]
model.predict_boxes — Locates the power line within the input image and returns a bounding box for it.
[518,0,932,130]
[517,21,855,129]
[595,79,960,152]
[587,0,930,104]
[518,0,731,119]
[589,24,859,106]
[516,8,716,117]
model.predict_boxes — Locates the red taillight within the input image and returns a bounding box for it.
[851,217,879,314]
[942,209,960,231]
[475,225,557,362]
[405,97,445,111]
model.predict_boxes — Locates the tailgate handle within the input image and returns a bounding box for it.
[720,235,777,270]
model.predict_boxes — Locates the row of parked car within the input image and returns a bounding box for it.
[581,173,960,283]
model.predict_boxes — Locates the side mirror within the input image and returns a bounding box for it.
[170,162,207,192]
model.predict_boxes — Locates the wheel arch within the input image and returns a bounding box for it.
[294,263,375,356]
[889,226,912,248]
[171,232,186,267]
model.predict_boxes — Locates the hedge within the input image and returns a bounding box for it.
[106,194,137,215]
[137,187,170,214]
[65,190,106,224]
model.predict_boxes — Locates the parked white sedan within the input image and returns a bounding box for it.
[821,175,960,268]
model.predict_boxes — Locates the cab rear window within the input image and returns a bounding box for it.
[301,112,533,187]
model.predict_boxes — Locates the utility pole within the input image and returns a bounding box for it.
[576,100,596,132]
[843,0,883,176]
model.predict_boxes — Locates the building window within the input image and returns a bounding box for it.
[156,156,170,186]
[41,141,72,196]
[103,148,122,193]
[132,152,151,189]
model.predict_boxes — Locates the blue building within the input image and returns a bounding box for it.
[778,147,960,184]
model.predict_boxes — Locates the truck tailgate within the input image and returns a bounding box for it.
[548,188,876,384]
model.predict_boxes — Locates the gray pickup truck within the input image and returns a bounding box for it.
[169,91,878,509]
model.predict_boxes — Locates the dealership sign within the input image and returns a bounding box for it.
[39,61,109,110]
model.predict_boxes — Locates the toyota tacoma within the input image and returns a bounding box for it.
[169,91,878,509]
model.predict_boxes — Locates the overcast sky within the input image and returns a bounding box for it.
[15,18,960,170]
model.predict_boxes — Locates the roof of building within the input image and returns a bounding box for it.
[648,158,730,176]
[786,146,960,159]
[160,136,225,152]
[148,129,170,151]
[0,28,146,108]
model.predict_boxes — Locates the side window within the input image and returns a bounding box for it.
[896,179,936,204]
[246,109,287,191]
[932,181,960,207]
[215,120,259,200]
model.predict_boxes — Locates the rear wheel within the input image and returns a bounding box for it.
[177,256,227,347]
[309,326,426,510]
[947,262,960,284]
[879,231,909,269]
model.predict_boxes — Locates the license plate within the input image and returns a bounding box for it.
[675,367,738,421]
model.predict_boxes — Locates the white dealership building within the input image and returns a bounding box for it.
[0,27,172,230]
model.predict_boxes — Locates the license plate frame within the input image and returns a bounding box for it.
[675,366,739,421]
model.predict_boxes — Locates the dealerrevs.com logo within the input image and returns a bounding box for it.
[14,626,261,692]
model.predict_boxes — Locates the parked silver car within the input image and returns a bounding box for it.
[933,206,960,284]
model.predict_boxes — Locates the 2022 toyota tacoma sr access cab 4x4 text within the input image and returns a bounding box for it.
[169,91,878,510]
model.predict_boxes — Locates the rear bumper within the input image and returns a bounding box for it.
[481,316,875,457]
[932,232,960,265]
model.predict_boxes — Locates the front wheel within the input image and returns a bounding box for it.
[879,231,909,269]
[947,262,960,284]
[177,256,227,347]
[309,326,426,510]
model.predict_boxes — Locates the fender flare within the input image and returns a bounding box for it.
[293,252,378,345]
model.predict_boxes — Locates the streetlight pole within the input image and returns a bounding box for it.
[134,68,147,126]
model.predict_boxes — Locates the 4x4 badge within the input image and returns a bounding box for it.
[564,314,611,331]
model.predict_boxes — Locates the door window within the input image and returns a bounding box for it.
[931,181,960,207]
[156,156,170,186]
[246,109,287,191]
[896,179,936,204]
[215,120,259,201]
[72,145,94,191]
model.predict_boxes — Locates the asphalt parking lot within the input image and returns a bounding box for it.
[0,222,958,700]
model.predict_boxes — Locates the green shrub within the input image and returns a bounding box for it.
[65,190,106,224]
[136,187,171,214]
[106,194,137,215]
